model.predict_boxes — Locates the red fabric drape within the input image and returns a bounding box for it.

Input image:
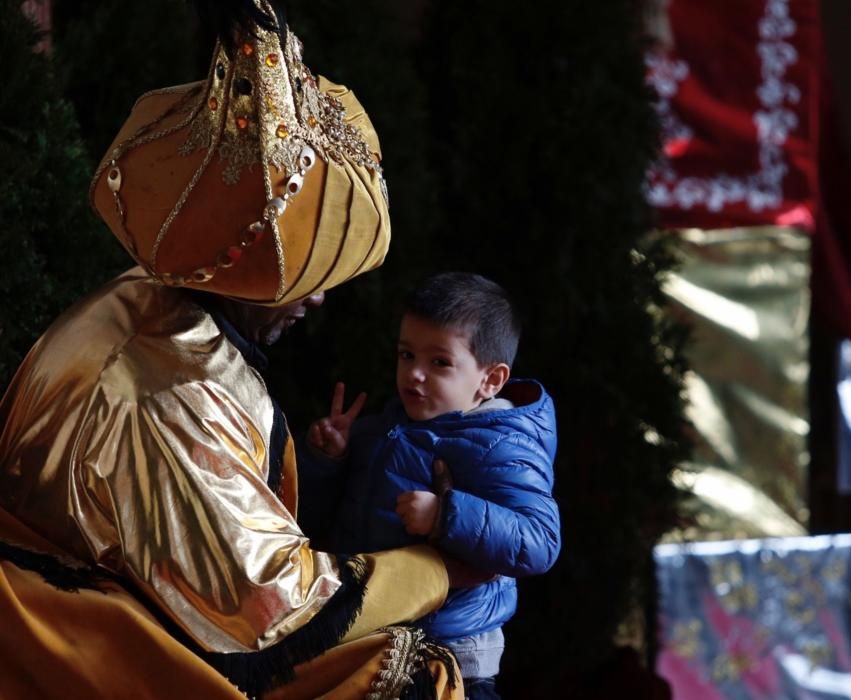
[647,0,851,337]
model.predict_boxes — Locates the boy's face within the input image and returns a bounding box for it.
[396,314,508,421]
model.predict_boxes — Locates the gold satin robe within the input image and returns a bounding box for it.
[0,268,413,654]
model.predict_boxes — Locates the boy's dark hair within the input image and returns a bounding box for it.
[404,272,521,367]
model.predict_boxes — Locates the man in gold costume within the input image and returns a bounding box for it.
[0,2,462,698]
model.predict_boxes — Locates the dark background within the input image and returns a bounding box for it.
[1,1,687,695]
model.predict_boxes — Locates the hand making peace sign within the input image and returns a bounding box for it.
[307,382,367,458]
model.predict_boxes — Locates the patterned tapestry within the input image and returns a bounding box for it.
[656,536,851,699]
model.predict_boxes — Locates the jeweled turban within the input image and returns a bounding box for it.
[90,0,390,304]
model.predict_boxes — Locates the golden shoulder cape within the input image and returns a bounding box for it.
[1,268,338,651]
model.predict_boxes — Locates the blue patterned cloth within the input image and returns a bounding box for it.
[655,535,851,699]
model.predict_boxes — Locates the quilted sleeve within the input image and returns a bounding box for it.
[437,434,561,577]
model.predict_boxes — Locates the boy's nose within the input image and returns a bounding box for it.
[409,365,426,382]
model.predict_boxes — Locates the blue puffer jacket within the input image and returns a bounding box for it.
[298,379,561,642]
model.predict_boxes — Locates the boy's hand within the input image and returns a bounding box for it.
[396,490,440,535]
[307,382,367,458]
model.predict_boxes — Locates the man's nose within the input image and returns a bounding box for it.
[305,291,325,307]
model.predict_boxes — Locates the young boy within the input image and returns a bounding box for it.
[298,272,561,699]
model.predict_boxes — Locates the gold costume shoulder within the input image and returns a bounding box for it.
[0,269,340,652]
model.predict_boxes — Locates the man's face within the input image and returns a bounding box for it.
[223,291,326,345]
[396,314,494,421]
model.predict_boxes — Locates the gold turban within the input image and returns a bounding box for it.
[90,2,390,305]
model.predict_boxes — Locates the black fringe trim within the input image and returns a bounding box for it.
[403,632,459,700]
[404,667,441,700]
[202,555,369,698]
[0,540,107,593]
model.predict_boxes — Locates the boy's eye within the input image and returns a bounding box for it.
[398,349,413,360]
[432,358,451,368]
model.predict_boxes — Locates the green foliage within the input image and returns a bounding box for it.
[0,1,208,392]
[0,1,126,388]
[50,0,202,160]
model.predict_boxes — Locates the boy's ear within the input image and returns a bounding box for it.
[479,363,511,400]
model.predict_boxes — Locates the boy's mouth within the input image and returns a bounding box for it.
[403,388,426,401]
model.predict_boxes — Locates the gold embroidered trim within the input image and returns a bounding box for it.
[366,627,426,700]
[89,84,204,271]
[89,84,202,212]
[132,81,205,109]
[150,54,229,266]
[257,64,287,301]
[179,27,382,186]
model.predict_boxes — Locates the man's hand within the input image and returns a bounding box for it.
[396,490,440,535]
[423,458,498,587]
[307,382,367,458]
[431,458,452,497]
[442,555,499,588]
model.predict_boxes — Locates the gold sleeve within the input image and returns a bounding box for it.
[0,272,341,653]
[71,377,342,653]
[342,546,449,643]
